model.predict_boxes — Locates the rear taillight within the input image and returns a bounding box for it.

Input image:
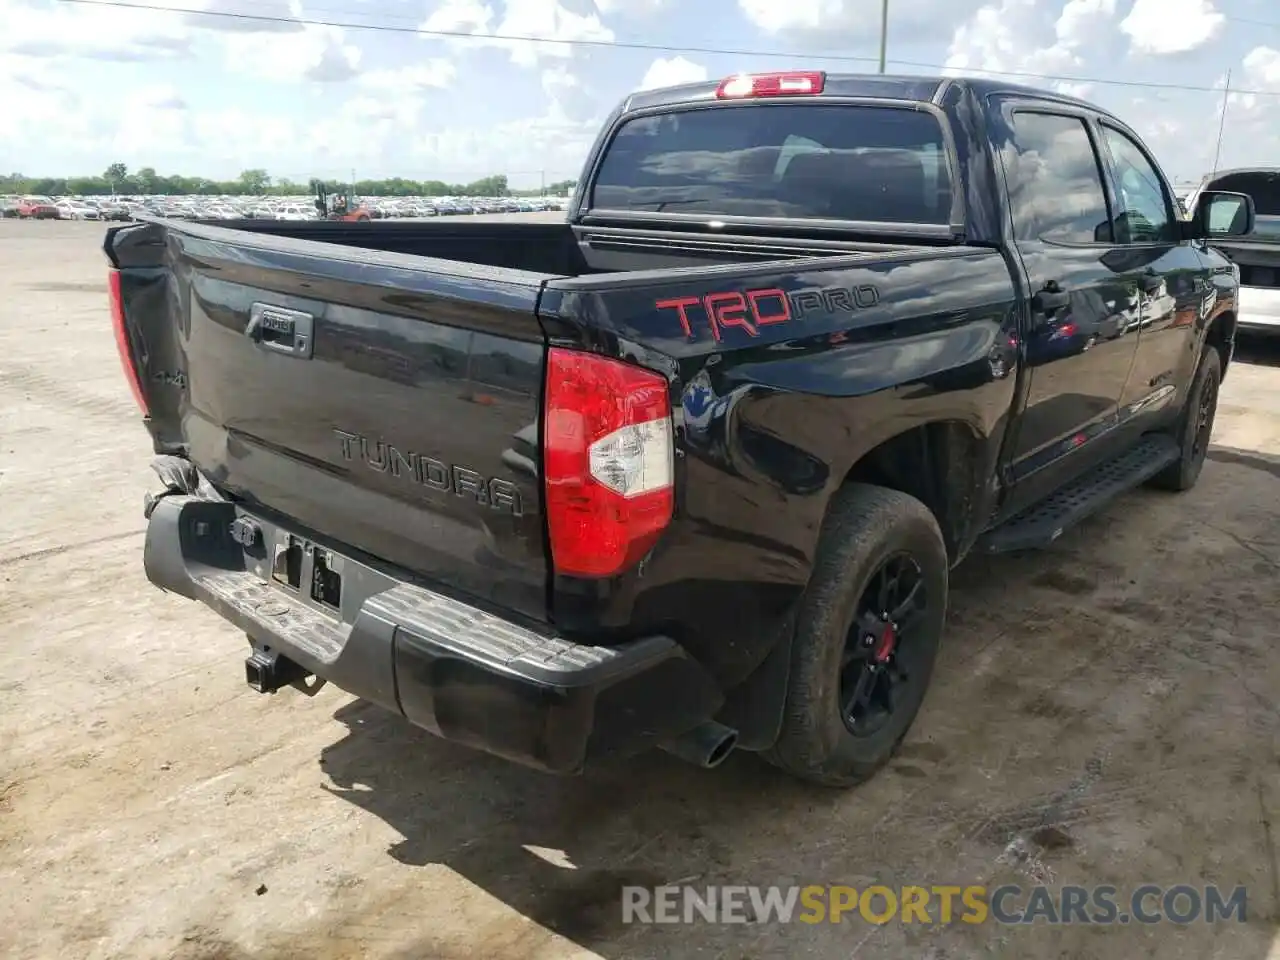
[108,269,148,416]
[543,347,674,579]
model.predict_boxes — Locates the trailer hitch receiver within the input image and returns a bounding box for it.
[244,644,317,694]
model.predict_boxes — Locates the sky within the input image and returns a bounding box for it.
[4,0,1280,189]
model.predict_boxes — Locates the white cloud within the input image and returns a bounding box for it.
[1239,46,1280,96]
[8,0,1280,190]
[1121,0,1225,57]
[1,0,369,84]
[0,54,74,97]
[1219,46,1280,163]
[220,24,362,83]
[110,88,191,159]
[421,0,491,36]
[1056,0,1118,46]
[124,84,190,111]
[0,55,87,153]
[189,108,303,166]
[542,64,580,100]
[538,63,605,122]
[1,0,192,60]
[944,0,1120,98]
[360,59,457,93]
[421,0,613,68]
[593,0,668,14]
[736,0,825,35]
[183,0,303,33]
[738,0,986,46]
[412,104,598,182]
[637,56,708,91]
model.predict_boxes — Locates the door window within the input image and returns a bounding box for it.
[1004,112,1112,244]
[1100,125,1177,244]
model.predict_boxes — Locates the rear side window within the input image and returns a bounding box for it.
[1003,112,1110,244]
[590,105,953,224]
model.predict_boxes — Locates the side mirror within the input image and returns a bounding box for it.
[1188,190,1256,239]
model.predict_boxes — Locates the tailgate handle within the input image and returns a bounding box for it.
[246,303,315,359]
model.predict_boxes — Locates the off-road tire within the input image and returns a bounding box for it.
[1148,346,1222,492]
[762,483,949,787]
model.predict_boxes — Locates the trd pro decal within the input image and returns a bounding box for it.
[656,283,880,341]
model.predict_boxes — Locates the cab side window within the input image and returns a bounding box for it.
[1100,125,1177,244]
[1004,111,1112,244]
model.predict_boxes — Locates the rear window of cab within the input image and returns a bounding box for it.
[590,104,953,224]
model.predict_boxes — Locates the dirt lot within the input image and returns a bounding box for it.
[3,218,1280,960]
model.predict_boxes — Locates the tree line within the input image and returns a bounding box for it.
[1,164,580,198]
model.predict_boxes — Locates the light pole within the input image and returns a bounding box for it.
[878,0,889,73]
[1211,69,1231,177]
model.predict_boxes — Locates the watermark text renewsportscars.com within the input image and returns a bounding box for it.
[621,884,1248,925]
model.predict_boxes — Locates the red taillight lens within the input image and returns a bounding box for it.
[716,71,825,99]
[543,347,675,579]
[108,269,148,416]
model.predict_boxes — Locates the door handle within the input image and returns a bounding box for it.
[245,303,315,359]
[1032,282,1070,313]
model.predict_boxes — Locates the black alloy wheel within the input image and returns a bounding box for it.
[1148,345,1222,492]
[840,553,928,737]
[763,483,949,787]
[1191,367,1219,462]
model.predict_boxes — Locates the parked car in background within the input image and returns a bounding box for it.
[98,200,133,222]
[2,191,567,223]
[1,196,20,218]
[274,203,316,221]
[18,196,59,219]
[55,199,101,220]
[1186,167,1280,336]
[201,203,242,220]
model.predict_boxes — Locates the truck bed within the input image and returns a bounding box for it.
[198,217,924,276]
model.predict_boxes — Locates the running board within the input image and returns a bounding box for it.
[978,435,1180,554]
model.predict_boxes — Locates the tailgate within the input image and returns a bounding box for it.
[1210,237,1280,289]
[109,220,553,622]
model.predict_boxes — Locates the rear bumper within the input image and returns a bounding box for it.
[1238,285,1280,334]
[142,489,723,774]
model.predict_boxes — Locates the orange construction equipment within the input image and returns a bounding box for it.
[312,180,371,221]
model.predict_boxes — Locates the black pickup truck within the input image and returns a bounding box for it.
[106,72,1252,787]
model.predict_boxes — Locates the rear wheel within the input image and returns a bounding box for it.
[1148,346,1221,492]
[763,484,948,787]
